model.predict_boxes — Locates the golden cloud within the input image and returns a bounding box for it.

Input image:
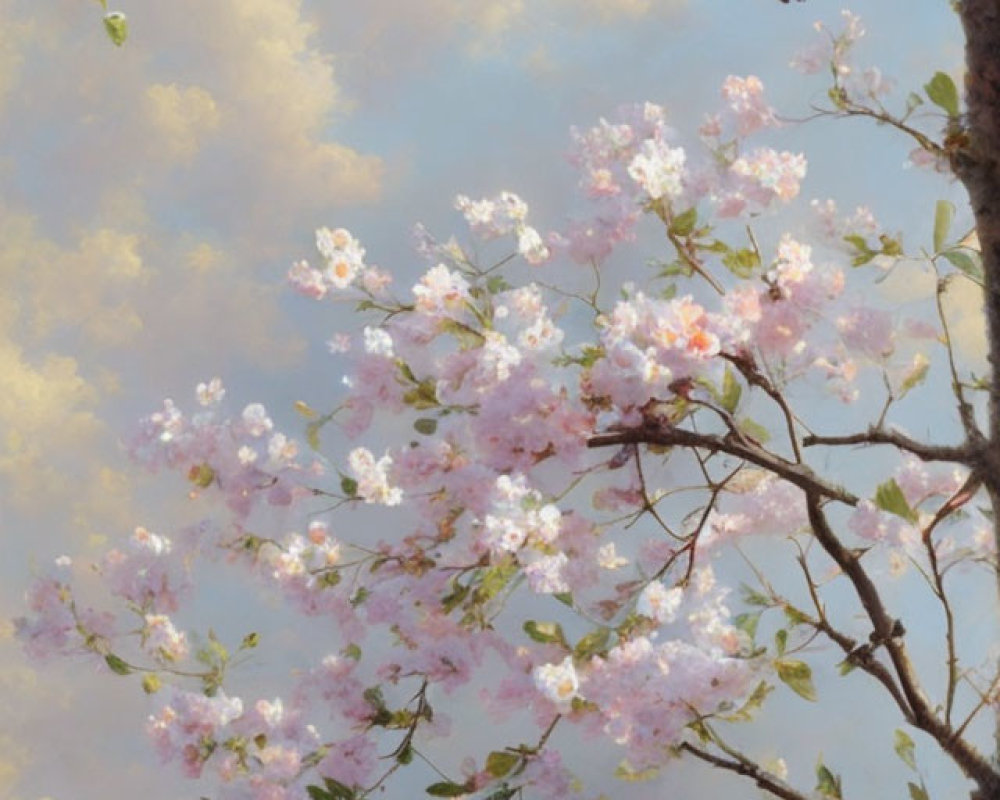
[143,83,221,163]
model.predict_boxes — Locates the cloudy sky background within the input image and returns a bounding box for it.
[0,1,987,798]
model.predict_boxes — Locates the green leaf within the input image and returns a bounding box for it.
[574,627,612,660]
[105,654,132,675]
[815,760,843,798]
[553,592,574,607]
[906,91,924,112]
[426,781,470,797]
[397,743,414,765]
[403,379,439,410]
[723,680,773,722]
[441,581,470,613]
[774,629,788,657]
[486,275,512,294]
[776,659,817,701]
[933,200,955,253]
[874,478,919,524]
[941,248,985,284]
[740,584,772,607]
[614,761,661,782]
[440,319,486,350]
[898,354,930,398]
[720,367,741,414]
[722,247,760,279]
[342,643,362,660]
[924,71,960,118]
[414,418,438,436]
[485,750,521,778]
[733,611,761,640]
[141,673,161,694]
[737,417,771,444]
[523,620,567,647]
[671,207,698,237]
[240,632,260,650]
[837,657,857,676]
[894,729,917,770]
[322,779,355,800]
[908,781,930,800]
[307,786,334,800]
[103,12,128,46]
[783,605,811,627]
[340,475,359,497]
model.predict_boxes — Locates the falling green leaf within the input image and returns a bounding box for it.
[103,12,128,46]
[924,71,960,118]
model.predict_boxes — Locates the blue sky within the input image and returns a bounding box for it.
[0,1,983,798]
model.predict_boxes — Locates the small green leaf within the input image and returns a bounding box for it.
[723,680,773,722]
[941,248,985,284]
[105,654,132,675]
[783,605,811,627]
[240,632,260,650]
[440,319,486,350]
[720,367,742,414]
[906,92,924,112]
[924,71,960,118]
[426,781,471,797]
[722,247,760,279]
[733,611,761,640]
[342,643,362,660]
[553,592,574,607]
[141,673,161,694]
[737,417,771,444]
[523,620,567,647]
[414,418,438,435]
[774,629,788,657]
[574,627,611,660]
[485,750,521,778]
[894,729,917,770]
[671,207,698,237]
[614,761,661,782]
[898,354,930,398]
[322,778,355,800]
[486,275,512,294]
[837,657,857,676]
[340,475,359,497]
[874,478,919,523]
[103,12,128,46]
[815,760,843,799]
[933,200,955,253]
[908,781,930,800]
[740,584,772,607]
[307,786,334,800]
[396,743,414,764]
[776,659,817,701]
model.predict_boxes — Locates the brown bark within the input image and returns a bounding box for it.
[957,3,1000,792]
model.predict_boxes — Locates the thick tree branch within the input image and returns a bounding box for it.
[588,421,858,505]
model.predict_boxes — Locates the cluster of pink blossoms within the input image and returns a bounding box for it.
[18,25,993,798]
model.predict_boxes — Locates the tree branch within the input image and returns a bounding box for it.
[679,742,810,800]
[588,421,858,506]
[801,426,974,464]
